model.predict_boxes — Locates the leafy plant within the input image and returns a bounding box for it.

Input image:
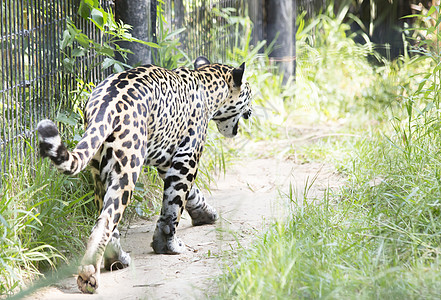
[57,0,161,136]
[405,5,441,109]
[151,0,190,69]
[67,0,159,73]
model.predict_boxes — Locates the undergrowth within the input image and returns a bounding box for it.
[0,156,95,295]
[217,3,441,299]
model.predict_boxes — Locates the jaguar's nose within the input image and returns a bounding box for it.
[242,108,252,119]
[232,122,239,136]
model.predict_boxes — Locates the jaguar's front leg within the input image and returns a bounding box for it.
[151,157,196,254]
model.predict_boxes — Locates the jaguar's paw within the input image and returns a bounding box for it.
[77,265,99,294]
[151,223,186,254]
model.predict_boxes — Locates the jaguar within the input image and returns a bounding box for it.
[37,56,252,293]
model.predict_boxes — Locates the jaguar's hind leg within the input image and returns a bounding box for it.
[77,182,135,293]
[88,158,131,271]
[186,185,218,226]
[104,228,131,271]
[77,146,142,293]
[76,215,107,294]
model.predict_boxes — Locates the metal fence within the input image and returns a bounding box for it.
[0,0,244,179]
[166,0,245,63]
[0,0,112,178]
[117,0,246,68]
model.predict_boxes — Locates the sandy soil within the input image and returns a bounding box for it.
[25,144,344,300]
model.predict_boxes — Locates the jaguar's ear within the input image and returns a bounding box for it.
[194,56,211,69]
[232,62,245,87]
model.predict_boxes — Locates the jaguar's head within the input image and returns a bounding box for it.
[195,56,253,138]
[211,79,252,138]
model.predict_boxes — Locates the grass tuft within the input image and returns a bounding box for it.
[0,154,95,295]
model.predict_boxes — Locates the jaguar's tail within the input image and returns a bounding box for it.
[37,119,109,175]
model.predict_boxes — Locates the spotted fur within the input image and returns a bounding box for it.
[37,57,252,294]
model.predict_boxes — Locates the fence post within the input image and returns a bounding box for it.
[247,0,264,49]
[266,0,296,83]
[247,0,296,82]
[114,0,153,66]
[174,0,184,29]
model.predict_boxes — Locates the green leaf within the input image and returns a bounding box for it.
[60,30,74,49]
[422,101,434,114]
[62,57,74,72]
[99,45,115,57]
[71,48,85,57]
[401,14,425,19]
[113,61,125,73]
[56,112,79,127]
[75,34,90,48]
[163,27,186,41]
[67,23,80,37]
[427,5,438,17]
[145,41,161,48]
[102,57,116,69]
[0,213,9,231]
[90,8,105,28]
[78,0,93,18]
[78,0,102,21]
[433,63,441,73]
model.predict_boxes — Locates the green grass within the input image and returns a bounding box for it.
[0,155,96,295]
[219,125,441,298]
[216,3,441,299]
[0,127,232,295]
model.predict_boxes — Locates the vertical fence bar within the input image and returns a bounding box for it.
[24,0,33,167]
[16,0,23,167]
[36,0,42,122]
[0,1,5,176]
[43,0,49,120]
[11,0,17,168]
[64,0,71,117]
[48,0,54,117]
[29,0,37,162]
[6,0,13,173]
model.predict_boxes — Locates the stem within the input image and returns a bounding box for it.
[436,6,440,111]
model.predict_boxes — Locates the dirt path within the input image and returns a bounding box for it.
[26,150,343,300]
